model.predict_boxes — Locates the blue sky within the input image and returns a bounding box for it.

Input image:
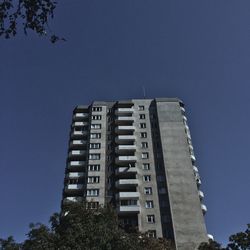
[0,0,250,245]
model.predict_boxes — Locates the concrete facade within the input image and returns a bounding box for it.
[62,98,208,249]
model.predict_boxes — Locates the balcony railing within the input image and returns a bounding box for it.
[115,108,134,115]
[73,113,89,121]
[117,205,140,213]
[115,179,138,188]
[66,172,85,178]
[65,184,84,192]
[201,204,207,214]
[115,166,137,174]
[115,135,136,143]
[63,197,83,203]
[72,122,88,127]
[115,145,136,152]
[67,161,86,170]
[68,150,86,159]
[115,156,137,164]
[116,192,140,200]
[198,190,204,200]
[115,126,135,134]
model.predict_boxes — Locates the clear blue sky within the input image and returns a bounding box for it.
[0,0,249,245]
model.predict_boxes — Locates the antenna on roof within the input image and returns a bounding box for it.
[142,86,146,99]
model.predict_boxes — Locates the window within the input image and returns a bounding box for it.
[144,187,152,195]
[86,189,99,196]
[90,133,101,139]
[138,105,145,111]
[88,176,100,183]
[91,124,101,129]
[89,154,100,160]
[140,132,147,138]
[87,202,99,209]
[88,165,100,171]
[141,142,148,148]
[142,163,150,170]
[120,200,137,206]
[140,123,146,128]
[139,114,146,119]
[147,230,156,238]
[142,152,149,159]
[89,143,101,149]
[147,215,155,223]
[92,115,102,120]
[92,107,102,112]
[145,200,154,208]
[143,175,151,182]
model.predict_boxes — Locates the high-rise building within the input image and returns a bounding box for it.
[62,98,209,250]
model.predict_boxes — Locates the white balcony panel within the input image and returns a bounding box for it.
[116,179,138,188]
[63,197,83,203]
[115,126,135,134]
[71,140,86,145]
[68,161,86,169]
[115,156,137,164]
[201,204,207,214]
[115,167,137,174]
[116,192,140,200]
[115,108,134,115]
[193,166,199,173]
[198,190,204,200]
[67,172,85,178]
[115,117,134,124]
[72,122,88,127]
[207,234,214,240]
[75,113,88,118]
[71,150,86,155]
[116,145,136,152]
[115,135,136,143]
[66,184,83,190]
[117,205,140,213]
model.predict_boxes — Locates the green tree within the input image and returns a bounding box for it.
[227,224,250,250]
[0,236,20,250]
[0,203,174,250]
[0,0,62,42]
[198,239,224,250]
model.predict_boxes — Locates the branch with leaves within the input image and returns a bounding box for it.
[0,0,64,42]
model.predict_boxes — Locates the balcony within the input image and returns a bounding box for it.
[116,192,140,200]
[116,145,136,153]
[68,150,86,159]
[201,204,207,214]
[193,166,199,173]
[190,154,196,161]
[65,184,84,193]
[72,122,88,127]
[207,234,214,240]
[115,156,137,164]
[115,135,135,143]
[115,166,137,175]
[115,108,134,115]
[198,190,204,200]
[63,197,83,204]
[66,172,85,179]
[67,161,86,170]
[115,116,134,125]
[115,179,138,188]
[115,126,135,134]
[71,131,87,139]
[117,205,140,214]
[73,113,89,121]
[69,140,87,149]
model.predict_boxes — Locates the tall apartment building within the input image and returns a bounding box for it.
[62,98,209,250]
